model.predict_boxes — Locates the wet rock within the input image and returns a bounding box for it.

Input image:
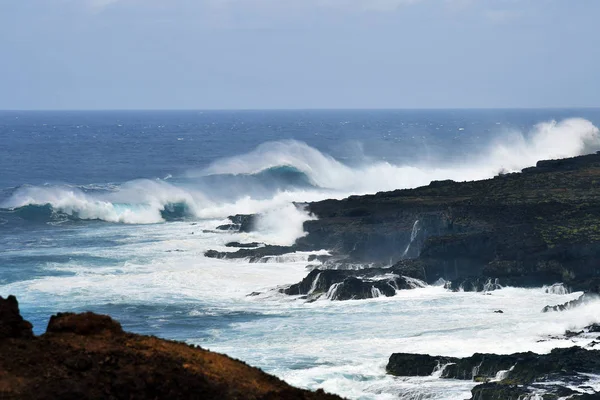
[216,224,240,231]
[386,354,457,376]
[327,277,396,301]
[445,277,503,292]
[225,242,262,248]
[204,245,297,262]
[215,214,256,232]
[387,347,600,386]
[0,295,33,339]
[282,267,427,301]
[469,383,532,400]
[542,292,599,312]
[228,214,256,232]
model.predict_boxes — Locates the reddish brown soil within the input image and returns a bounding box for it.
[0,296,344,400]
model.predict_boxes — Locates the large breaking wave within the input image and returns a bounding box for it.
[2,118,599,225]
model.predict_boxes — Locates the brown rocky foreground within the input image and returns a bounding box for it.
[0,295,343,400]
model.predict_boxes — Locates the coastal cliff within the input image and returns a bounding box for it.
[0,295,342,400]
[208,152,600,296]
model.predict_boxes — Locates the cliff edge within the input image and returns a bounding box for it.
[0,295,343,400]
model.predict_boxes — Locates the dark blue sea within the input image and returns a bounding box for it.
[2,109,600,399]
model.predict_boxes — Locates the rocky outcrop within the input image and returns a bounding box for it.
[542,292,599,312]
[0,295,33,339]
[216,214,256,232]
[225,241,263,248]
[444,277,503,292]
[387,347,600,399]
[207,153,600,292]
[282,267,427,301]
[205,245,298,262]
[288,152,600,291]
[0,296,343,400]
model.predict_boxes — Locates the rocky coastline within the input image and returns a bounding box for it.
[204,152,600,398]
[208,152,600,297]
[5,153,600,399]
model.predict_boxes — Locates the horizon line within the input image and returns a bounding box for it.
[1,106,600,112]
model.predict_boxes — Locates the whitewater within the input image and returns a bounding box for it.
[2,110,600,399]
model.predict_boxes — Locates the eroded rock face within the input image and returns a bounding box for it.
[0,295,33,339]
[286,153,600,291]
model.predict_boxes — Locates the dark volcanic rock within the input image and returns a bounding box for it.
[386,354,457,377]
[229,214,256,232]
[226,242,263,248]
[205,245,297,262]
[282,267,426,301]
[216,214,257,232]
[290,152,600,291]
[0,295,33,339]
[387,346,600,399]
[469,383,532,400]
[445,277,503,292]
[0,297,343,400]
[542,292,599,312]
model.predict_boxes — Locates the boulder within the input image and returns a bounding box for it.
[0,295,33,339]
[46,312,124,336]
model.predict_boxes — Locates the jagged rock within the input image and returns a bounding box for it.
[216,224,240,231]
[215,214,256,232]
[228,214,256,232]
[542,292,599,312]
[387,347,600,385]
[327,277,396,301]
[0,295,33,339]
[445,277,503,292]
[0,298,343,400]
[282,268,426,301]
[205,245,297,262]
[385,354,457,377]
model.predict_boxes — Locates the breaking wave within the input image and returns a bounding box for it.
[2,118,598,228]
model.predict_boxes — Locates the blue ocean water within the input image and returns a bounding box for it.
[2,109,600,399]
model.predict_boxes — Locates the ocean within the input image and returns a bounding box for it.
[2,109,600,399]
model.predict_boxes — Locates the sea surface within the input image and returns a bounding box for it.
[3,109,600,399]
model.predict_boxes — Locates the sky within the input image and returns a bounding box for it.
[1,0,599,110]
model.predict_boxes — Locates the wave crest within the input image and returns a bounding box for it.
[2,118,599,229]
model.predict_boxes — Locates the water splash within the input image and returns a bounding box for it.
[544,283,570,295]
[402,219,421,258]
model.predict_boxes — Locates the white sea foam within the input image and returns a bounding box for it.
[3,118,600,399]
[3,118,598,232]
